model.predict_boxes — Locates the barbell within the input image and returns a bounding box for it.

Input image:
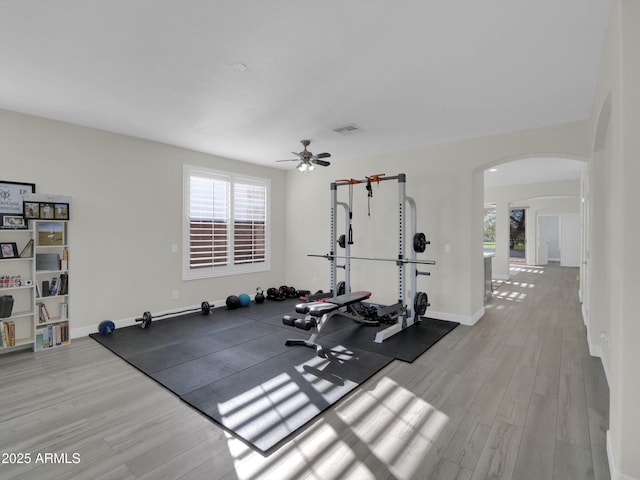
[135,301,212,329]
[308,253,436,265]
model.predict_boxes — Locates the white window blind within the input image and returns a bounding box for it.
[184,166,270,279]
[233,182,266,265]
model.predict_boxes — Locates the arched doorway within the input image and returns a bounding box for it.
[481,156,586,282]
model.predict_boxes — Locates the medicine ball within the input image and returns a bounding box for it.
[238,293,251,307]
[98,320,115,336]
[226,295,240,309]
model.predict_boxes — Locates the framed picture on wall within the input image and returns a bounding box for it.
[24,202,40,219]
[54,203,69,220]
[0,180,35,229]
[23,200,70,221]
[39,203,55,219]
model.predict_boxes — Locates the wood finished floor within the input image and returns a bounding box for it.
[0,263,610,480]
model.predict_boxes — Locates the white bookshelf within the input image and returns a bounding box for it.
[0,217,71,353]
[33,219,70,351]
[0,228,36,351]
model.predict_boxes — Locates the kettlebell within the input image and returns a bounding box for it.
[255,287,265,304]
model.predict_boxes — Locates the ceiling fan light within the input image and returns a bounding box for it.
[308,163,315,172]
[297,162,307,172]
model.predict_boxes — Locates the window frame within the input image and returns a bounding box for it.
[183,164,271,280]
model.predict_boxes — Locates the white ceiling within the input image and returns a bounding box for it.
[0,0,611,179]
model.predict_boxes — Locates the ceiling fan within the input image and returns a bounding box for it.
[276,139,331,172]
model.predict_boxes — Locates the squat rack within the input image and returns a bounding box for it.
[309,173,435,343]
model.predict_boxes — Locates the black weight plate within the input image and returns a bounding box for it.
[414,291,429,316]
[413,232,427,253]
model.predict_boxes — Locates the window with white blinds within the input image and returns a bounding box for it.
[183,165,270,279]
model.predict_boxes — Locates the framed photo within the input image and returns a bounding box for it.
[23,200,71,221]
[0,180,35,229]
[0,242,20,259]
[54,203,69,220]
[39,203,55,219]
[37,222,64,246]
[24,202,40,219]
[1,214,27,229]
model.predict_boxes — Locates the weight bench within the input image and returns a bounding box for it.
[283,291,371,356]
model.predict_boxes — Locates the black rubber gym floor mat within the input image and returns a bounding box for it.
[90,302,457,453]
[322,317,460,363]
[181,342,392,453]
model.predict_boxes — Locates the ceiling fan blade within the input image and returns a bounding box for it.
[275,159,299,162]
[315,152,331,159]
[311,159,331,167]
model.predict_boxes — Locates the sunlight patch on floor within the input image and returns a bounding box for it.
[334,376,449,479]
[226,375,449,480]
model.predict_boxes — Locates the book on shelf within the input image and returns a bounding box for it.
[2,321,15,347]
[37,303,51,323]
[59,273,68,295]
[49,276,60,296]
[61,322,69,343]
[37,322,68,349]
[42,326,50,349]
[0,320,7,347]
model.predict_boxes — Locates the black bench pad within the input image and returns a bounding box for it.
[295,291,371,317]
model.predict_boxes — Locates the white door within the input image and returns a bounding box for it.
[537,215,548,265]
[561,213,581,267]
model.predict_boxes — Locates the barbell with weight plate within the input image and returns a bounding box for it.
[135,301,212,329]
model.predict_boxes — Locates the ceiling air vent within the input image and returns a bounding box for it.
[333,124,361,135]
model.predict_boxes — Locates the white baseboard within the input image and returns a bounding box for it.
[71,317,137,339]
[606,426,639,480]
[589,342,603,359]
[428,307,484,326]
[581,310,611,387]
[492,274,511,281]
[585,323,603,358]
[607,431,617,480]
[71,300,227,340]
